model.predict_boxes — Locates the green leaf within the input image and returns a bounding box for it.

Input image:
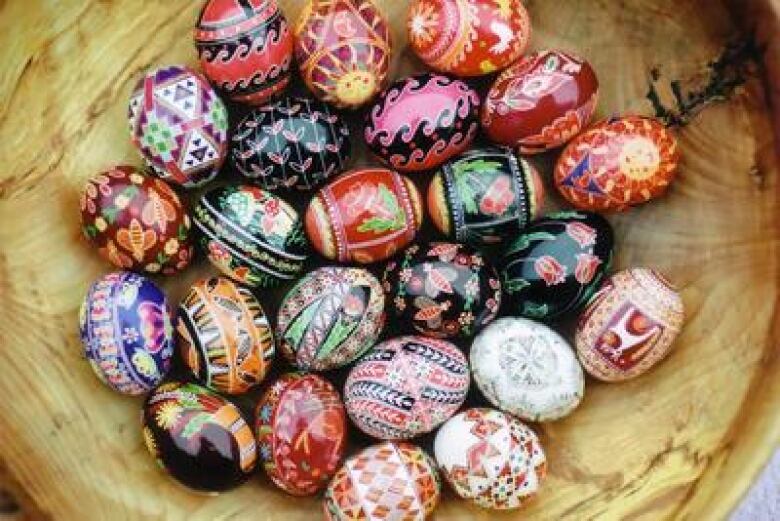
[317,316,359,360]
[548,210,586,220]
[504,277,531,294]
[181,412,212,439]
[178,224,189,241]
[102,207,119,224]
[357,216,399,234]
[503,232,557,257]
[283,302,319,350]
[83,225,98,238]
[522,301,550,319]
[156,252,169,264]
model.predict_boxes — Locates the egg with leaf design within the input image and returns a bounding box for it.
[499,211,614,321]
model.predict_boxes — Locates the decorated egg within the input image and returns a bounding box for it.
[575,268,685,382]
[193,184,308,288]
[177,277,274,395]
[427,146,545,246]
[434,408,546,510]
[295,0,391,109]
[79,271,173,395]
[407,0,531,77]
[305,168,423,264]
[231,97,351,191]
[256,373,346,495]
[344,335,469,440]
[79,165,193,275]
[482,50,599,154]
[142,381,257,492]
[470,317,584,422]
[128,65,228,188]
[554,115,680,211]
[383,243,501,339]
[500,211,614,321]
[324,442,441,520]
[364,73,480,173]
[277,267,385,372]
[195,0,293,106]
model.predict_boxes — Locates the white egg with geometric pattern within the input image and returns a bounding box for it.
[434,408,547,510]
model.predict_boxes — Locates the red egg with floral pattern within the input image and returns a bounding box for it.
[407,0,531,77]
[554,115,680,212]
[295,0,392,109]
[305,168,424,264]
[195,0,293,106]
[79,165,193,275]
[482,50,599,154]
[256,373,347,495]
[365,73,480,173]
[382,242,502,339]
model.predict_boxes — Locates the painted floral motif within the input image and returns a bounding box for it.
[80,165,192,275]
[575,268,685,382]
[142,381,257,492]
[256,373,346,496]
[428,146,544,246]
[194,185,309,288]
[555,115,680,211]
[305,169,423,264]
[407,0,531,77]
[482,50,599,153]
[277,267,385,372]
[500,212,614,320]
[295,0,391,109]
[383,242,501,339]
[79,271,174,395]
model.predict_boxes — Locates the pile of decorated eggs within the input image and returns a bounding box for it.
[74,0,690,516]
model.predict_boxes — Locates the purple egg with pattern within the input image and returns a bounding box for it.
[128,65,229,188]
[344,335,469,440]
[79,271,174,395]
[364,73,480,173]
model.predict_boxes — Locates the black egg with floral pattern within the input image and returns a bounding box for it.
[382,242,502,339]
[499,211,614,321]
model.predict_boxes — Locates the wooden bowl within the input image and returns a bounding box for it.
[0,0,778,519]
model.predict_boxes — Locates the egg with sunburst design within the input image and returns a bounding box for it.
[295,0,392,109]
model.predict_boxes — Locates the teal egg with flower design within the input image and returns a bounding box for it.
[382,242,502,339]
[499,211,614,320]
[193,184,309,288]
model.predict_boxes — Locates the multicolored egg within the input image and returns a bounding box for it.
[575,268,685,382]
[128,65,228,188]
[79,165,192,275]
[554,115,680,211]
[305,168,423,264]
[434,408,547,510]
[231,97,351,191]
[427,146,545,246]
[324,442,441,520]
[482,50,599,154]
[193,184,308,288]
[176,277,274,395]
[470,318,584,422]
[79,271,173,395]
[295,0,392,109]
[407,0,531,77]
[500,211,614,321]
[195,0,293,106]
[142,381,257,493]
[344,335,469,440]
[383,243,501,339]
[364,73,480,173]
[256,373,347,495]
[277,267,385,372]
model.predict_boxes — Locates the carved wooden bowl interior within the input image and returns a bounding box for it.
[0,0,778,519]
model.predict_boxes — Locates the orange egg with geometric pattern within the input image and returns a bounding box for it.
[79,165,193,275]
[554,116,680,212]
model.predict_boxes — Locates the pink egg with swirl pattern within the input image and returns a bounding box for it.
[365,73,480,173]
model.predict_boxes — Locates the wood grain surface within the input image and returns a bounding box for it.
[0,0,778,520]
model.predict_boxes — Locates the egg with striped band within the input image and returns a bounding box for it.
[428,146,545,246]
[276,267,385,372]
[193,184,309,288]
[344,335,469,440]
[177,277,274,395]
